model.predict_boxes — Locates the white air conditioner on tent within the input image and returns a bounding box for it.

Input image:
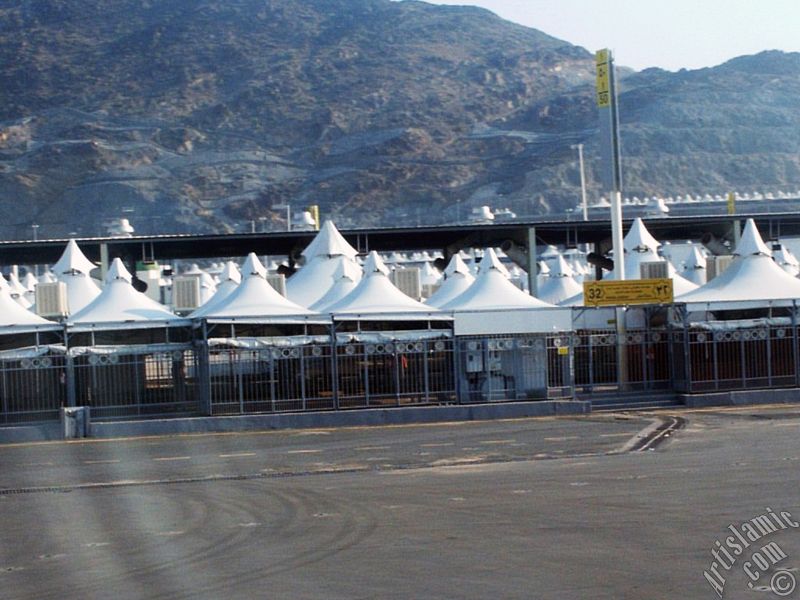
[266,274,286,297]
[35,282,68,318]
[640,261,669,280]
[392,268,421,300]
[172,276,201,312]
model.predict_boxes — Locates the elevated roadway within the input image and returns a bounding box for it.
[2,211,800,267]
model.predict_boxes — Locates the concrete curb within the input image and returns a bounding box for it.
[0,400,590,443]
[680,389,800,408]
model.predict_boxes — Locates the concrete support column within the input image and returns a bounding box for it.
[527,227,538,297]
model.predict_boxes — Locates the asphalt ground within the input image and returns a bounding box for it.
[0,406,799,599]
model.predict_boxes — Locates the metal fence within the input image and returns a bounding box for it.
[336,339,456,409]
[70,345,201,419]
[573,328,674,395]
[677,324,800,393]
[455,334,573,403]
[207,343,336,415]
[9,321,800,426]
[0,349,67,424]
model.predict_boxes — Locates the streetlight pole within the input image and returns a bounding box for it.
[572,143,588,221]
[31,224,40,276]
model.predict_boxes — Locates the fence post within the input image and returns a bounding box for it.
[65,353,77,409]
[793,302,800,387]
[196,321,211,416]
[330,322,340,411]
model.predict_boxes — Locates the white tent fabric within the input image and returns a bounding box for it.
[677,219,800,305]
[324,251,434,315]
[773,244,800,276]
[441,249,554,311]
[7,272,33,308]
[300,220,358,261]
[191,261,242,317]
[682,246,708,286]
[201,253,312,318]
[478,249,511,278]
[309,259,363,312]
[425,255,476,308]
[419,262,441,286]
[287,254,363,308]
[624,218,661,253]
[69,258,179,323]
[52,239,97,275]
[39,271,56,284]
[0,283,51,326]
[537,256,583,305]
[59,272,102,315]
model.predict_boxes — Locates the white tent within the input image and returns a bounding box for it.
[201,253,312,318]
[441,249,571,335]
[52,240,102,314]
[441,249,554,311]
[7,272,32,308]
[52,239,97,276]
[425,254,476,308]
[419,262,441,287]
[681,246,708,286]
[677,219,800,308]
[324,252,436,316]
[69,259,180,324]
[773,244,800,277]
[22,271,37,304]
[537,255,583,305]
[287,221,361,307]
[191,261,242,318]
[309,259,363,312]
[299,220,358,262]
[0,276,50,326]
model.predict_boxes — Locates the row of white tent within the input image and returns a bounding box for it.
[2,218,799,331]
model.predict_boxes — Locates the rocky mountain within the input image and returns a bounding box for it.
[0,0,798,238]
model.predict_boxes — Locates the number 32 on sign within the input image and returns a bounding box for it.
[583,279,674,307]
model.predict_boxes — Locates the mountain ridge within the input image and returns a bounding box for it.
[0,0,798,238]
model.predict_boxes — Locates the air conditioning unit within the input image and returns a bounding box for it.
[172,276,201,312]
[266,274,286,297]
[421,283,440,299]
[707,255,734,281]
[392,267,421,300]
[640,261,669,280]
[35,282,68,319]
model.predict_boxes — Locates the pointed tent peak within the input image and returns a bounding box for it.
[332,257,363,282]
[22,272,38,290]
[624,218,661,253]
[106,258,133,283]
[734,219,772,256]
[362,251,390,276]
[39,270,57,283]
[550,254,574,278]
[478,248,510,278]
[300,220,358,260]
[52,239,97,275]
[241,253,268,278]
[7,272,27,294]
[540,245,561,258]
[444,254,472,278]
[220,261,242,284]
[685,246,707,270]
[537,260,551,276]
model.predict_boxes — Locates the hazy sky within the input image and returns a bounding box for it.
[423,0,800,71]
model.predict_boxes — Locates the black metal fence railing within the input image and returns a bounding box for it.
[6,322,800,425]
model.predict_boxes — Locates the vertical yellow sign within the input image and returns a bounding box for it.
[596,49,610,107]
[308,204,320,230]
[727,192,736,215]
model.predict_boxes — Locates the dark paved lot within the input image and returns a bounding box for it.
[1,407,799,599]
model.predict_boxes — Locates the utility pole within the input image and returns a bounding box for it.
[572,143,588,221]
